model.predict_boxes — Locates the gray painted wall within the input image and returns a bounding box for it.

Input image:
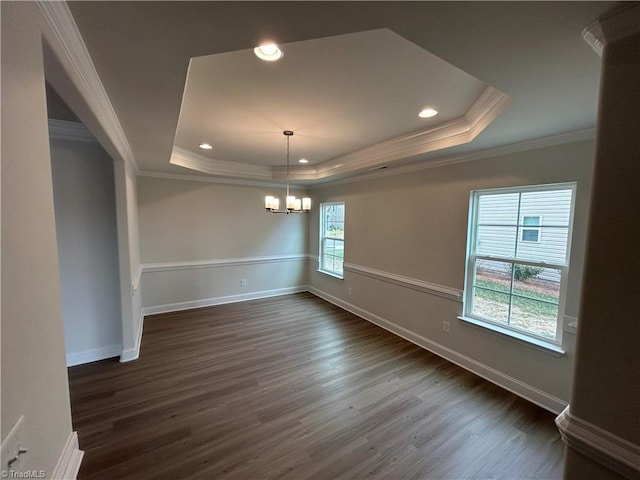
[137,139,594,412]
[50,136,122,365]
[1,2,73,473]
[307,139,594,409]
[137,177,309,312]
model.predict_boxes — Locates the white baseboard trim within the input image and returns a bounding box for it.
[66,344,122,367]
[556,406,640,480]
[141,286,307,317]
[120,311,144,363]
[51,431,83,480]
[308,286,567,414]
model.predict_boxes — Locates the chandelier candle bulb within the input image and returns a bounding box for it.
[295,198,302,211]
[287,196,297,210]
[302,198,312,211]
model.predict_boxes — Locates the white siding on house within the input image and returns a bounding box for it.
[476,188,573,282]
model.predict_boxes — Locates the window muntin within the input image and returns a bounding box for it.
[319,202,345,277]
[464,184,575,344]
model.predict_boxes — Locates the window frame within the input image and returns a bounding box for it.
[520,214,542,243]
[318,201,345,279]
[462,183,576,349]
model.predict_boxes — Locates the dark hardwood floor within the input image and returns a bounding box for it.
[68,292,564,480]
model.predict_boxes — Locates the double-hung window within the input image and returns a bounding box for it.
[319,202,345,278]
[463,183,576,346]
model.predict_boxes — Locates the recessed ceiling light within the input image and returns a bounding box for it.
[418,108,438,118]
[198,143,213,150]
[298,158,309,164]
[254,43,283,61]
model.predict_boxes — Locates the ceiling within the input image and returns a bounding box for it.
[66,1,620,184]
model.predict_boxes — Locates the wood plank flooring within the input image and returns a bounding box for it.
[68,292,564,480]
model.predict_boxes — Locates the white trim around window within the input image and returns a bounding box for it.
[461,182,576,348]
[318,202,345,279]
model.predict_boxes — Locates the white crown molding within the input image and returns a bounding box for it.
[582,23,604,57]
[141,254,309,273]
[145,127,594,189]
[137,169,292,189]
[170,146,272,180]
[47,119,96,142]
[38,1,138,171]
[343,262,462,302]
[556,406,640,479]
[170,86,510,182]
[583,4,640,57]
[316,128,596,189]
[307,86,511,180]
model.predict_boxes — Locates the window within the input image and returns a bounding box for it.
[462,184,575,345]
[521,215,541,242]
[319,202,345,278]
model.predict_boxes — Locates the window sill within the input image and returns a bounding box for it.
[457,316,565,356]
[317,269,344,280]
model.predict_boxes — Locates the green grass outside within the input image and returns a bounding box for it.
[475,278,558,317]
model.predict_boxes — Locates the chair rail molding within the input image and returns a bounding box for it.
[141,254,309,273]
[343,262,462,302]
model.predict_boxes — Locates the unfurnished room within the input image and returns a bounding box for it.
[1,2,639,480]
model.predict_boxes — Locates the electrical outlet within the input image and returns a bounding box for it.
[1,415,27,473]
[240,279,247,287]
[348,287,352,296]
[442,321,450,334]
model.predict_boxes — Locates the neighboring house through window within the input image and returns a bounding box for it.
[521,215,542,242]
[319,202,345,278]
[462,183,576,347]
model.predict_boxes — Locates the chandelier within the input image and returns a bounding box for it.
[265,130,311,213]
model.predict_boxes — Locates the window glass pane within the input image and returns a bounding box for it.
[511,296,558,339]
[521,229,539,242]
[320,202,345,276]
[509,265,561,338]
[513,266,561,304]
[474,259,511,293]
[465,185,573,344]
[520,190,572,227]
[516,226,569,264]
[477,193,519,226]
[472,287,510,323]
[475,226,517,257]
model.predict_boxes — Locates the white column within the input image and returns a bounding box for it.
[557,5,640,480]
